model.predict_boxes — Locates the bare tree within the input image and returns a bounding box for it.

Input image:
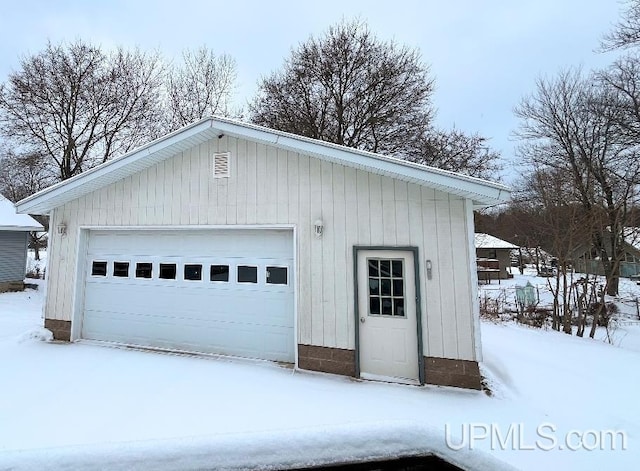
[0,146,50,260]
[167,47,238,129]
[408,128,502,180]
[251,19,435,156]
[514,68,640,296]
[0,147,51,202]
[518,168,592,332]
[602,0,640,50]
[598,54,640,140]
[0,40,165,181]
[96,47,166,161]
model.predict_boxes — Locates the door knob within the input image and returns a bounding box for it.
[360,317,366,323]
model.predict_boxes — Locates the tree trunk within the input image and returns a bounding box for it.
[562,265,572,334]
[606,274,619,296]
[576,281,587,337]
[589,288,608,339]
[551,271,560,331]
[32,232,40,261]
[596,234,619,297]
[518,247,524,274]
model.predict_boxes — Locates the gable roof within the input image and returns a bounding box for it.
[16,117,510,215]
[623,227,640,253]
[475,233,519,250]
[571,227,640,257]
[0,193,44,231]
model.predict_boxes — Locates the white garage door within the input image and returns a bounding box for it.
[81,229,294,362]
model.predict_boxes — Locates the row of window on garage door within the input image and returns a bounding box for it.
[89,260,289,285]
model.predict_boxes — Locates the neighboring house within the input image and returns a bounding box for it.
[474,233,519,281]
[0,193,44,292]
[572,228,640,278]
[16,117,510,390]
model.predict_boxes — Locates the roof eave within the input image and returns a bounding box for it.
[213,120,511,207]
[0,225,44,231]
[16,119,216,215]
[16,117,511,214]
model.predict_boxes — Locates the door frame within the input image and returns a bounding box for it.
[353,246,425,385]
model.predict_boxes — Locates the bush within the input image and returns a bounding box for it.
[586,302,619,327]
[25,267,43,279]
[517,307,551,328]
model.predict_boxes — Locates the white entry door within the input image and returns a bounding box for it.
[357,250,420,384]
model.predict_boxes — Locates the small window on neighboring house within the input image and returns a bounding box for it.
[135,262,152,279]
[159,263,177,280]
[266,266,288,285]
[92,261,107,276]
[113,261,129,277]
[184,264,202,281]
[237,265,257,283]
[210,265,229,282]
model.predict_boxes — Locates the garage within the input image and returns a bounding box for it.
[80,228,295,362]
[16,117,511,389]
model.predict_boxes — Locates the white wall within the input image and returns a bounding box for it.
[46,135,478,360]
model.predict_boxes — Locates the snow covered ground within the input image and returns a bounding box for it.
[0,280,638,470]
[25,249,47,278]
[479,267,640,351]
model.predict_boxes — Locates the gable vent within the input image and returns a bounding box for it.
[212,152,230,178]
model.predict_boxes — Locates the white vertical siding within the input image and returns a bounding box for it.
[332,164,348,348]
[45,136,479,361]
[343,166,358,351]
[309,157,324,346]
[320,160,335,347]
[356,170,371,245]
[297,154,312,345]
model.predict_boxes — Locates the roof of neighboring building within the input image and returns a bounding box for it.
[0,193,44,231]
[15,117,511,215]
[570,228,640,257]
[475,233,519,250]
[623,227,640,252]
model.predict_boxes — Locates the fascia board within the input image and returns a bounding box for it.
[0,225,44,231]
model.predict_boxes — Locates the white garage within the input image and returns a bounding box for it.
[80,228,294,362]
[16,117,511,389]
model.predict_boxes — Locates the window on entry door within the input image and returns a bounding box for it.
[367,258,405,317]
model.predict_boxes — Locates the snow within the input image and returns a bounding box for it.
[475,233,519,249]
[0,280,639,470]
[0,279,44,341]
[478,267,640,351]
[0,193,43,231]
[26,249,47,277]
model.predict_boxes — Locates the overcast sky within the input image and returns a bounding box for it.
[0,1,625,183]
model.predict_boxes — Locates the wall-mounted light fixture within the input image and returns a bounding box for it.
[57,223,67,237]
[314,219,324,238]
[426,259,432,280]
